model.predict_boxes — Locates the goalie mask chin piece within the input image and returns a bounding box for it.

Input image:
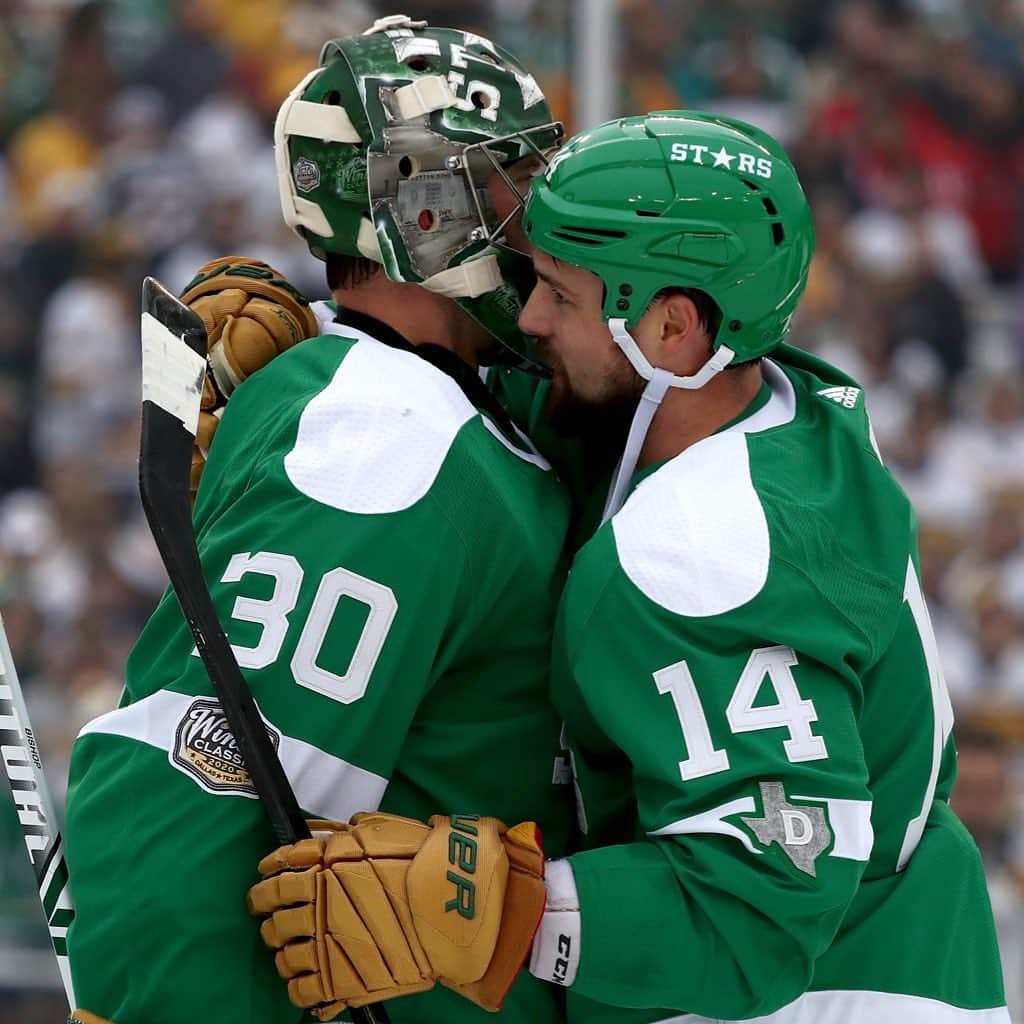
[601,318,735,524]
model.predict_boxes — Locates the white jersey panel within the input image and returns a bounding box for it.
[284,326,477,514]
[613,431,770,617]
[78,688,389,820]
[658,989,1011,1024]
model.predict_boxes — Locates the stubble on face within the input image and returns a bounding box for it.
[539,331,644,440]
[523,253,644,438]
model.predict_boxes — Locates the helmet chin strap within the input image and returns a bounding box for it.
[601,318,736,524]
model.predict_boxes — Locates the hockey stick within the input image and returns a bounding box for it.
[0,614,76,1010]
[139,278,390,1024]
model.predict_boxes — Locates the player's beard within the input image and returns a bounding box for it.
[541,349,645,447]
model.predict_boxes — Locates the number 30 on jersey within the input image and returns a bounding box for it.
[194,550,397,705]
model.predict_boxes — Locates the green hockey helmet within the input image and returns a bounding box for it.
[524,110,815,364]
[274,14,562,364]
[523,112,816,522]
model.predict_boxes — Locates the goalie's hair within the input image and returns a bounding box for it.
[326,252,380,292]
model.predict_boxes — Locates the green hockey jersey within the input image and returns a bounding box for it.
[530,348,1009,1023]
[65,317,572,1024]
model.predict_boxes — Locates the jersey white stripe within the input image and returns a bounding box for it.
[480,415,552,470]
[649,797,761,856]
[650,794,873,862]
[78,689,389,820]
[898,558,954,870]
[721,359,797,435]
[791,795,874,861]
[615,432,771,617]
[657,989,1011,1023]
[284,331,477,515]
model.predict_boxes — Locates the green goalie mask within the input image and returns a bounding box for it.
[275,14,562,366]
[524,110,815,364]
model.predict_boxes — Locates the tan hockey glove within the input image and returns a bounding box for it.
[247,813,546,1020]
[69,1012,115,1024]
[179,256,320,497]
[181,255,319,396]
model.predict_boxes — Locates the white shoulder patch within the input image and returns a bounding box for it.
[284,328,477,513]
[612,432,770,617]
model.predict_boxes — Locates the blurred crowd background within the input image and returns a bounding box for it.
[1,0,1023,1019]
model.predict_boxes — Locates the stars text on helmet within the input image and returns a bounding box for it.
[670,142,773,180]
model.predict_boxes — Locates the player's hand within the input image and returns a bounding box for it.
[247,813,546,1020]
[180,256,320,498]
[191,376,222,498]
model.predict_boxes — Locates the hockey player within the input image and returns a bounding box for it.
[64,18,571,1024]
[248,114,1011,1022]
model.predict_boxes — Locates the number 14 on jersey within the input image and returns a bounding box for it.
[655,645,829,781]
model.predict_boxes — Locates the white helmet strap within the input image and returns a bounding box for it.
[601,318,736,523]
[607,318,735,390]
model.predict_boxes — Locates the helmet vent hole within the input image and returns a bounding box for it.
[772,222,785,245]
[564,225,627,239]
[323,90,342,106]
[635,209,661,218]
[741,178,760,191]
[406,57,433,72]
[761,197,777,215]
[552,230,603,246]
[470,90,492,110]
[552,224,627,246]
[398,156,416,177]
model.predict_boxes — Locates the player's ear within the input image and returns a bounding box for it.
[655,293,706,374]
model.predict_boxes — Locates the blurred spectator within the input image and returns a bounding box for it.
[34,248,137,472]
[135,0,229,127]
[694,24,806,144]
[96,86,198,263]
[619,0,692,117]
[951,722,1024,1020]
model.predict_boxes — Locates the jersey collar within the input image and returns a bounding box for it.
[718,358,797,436]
